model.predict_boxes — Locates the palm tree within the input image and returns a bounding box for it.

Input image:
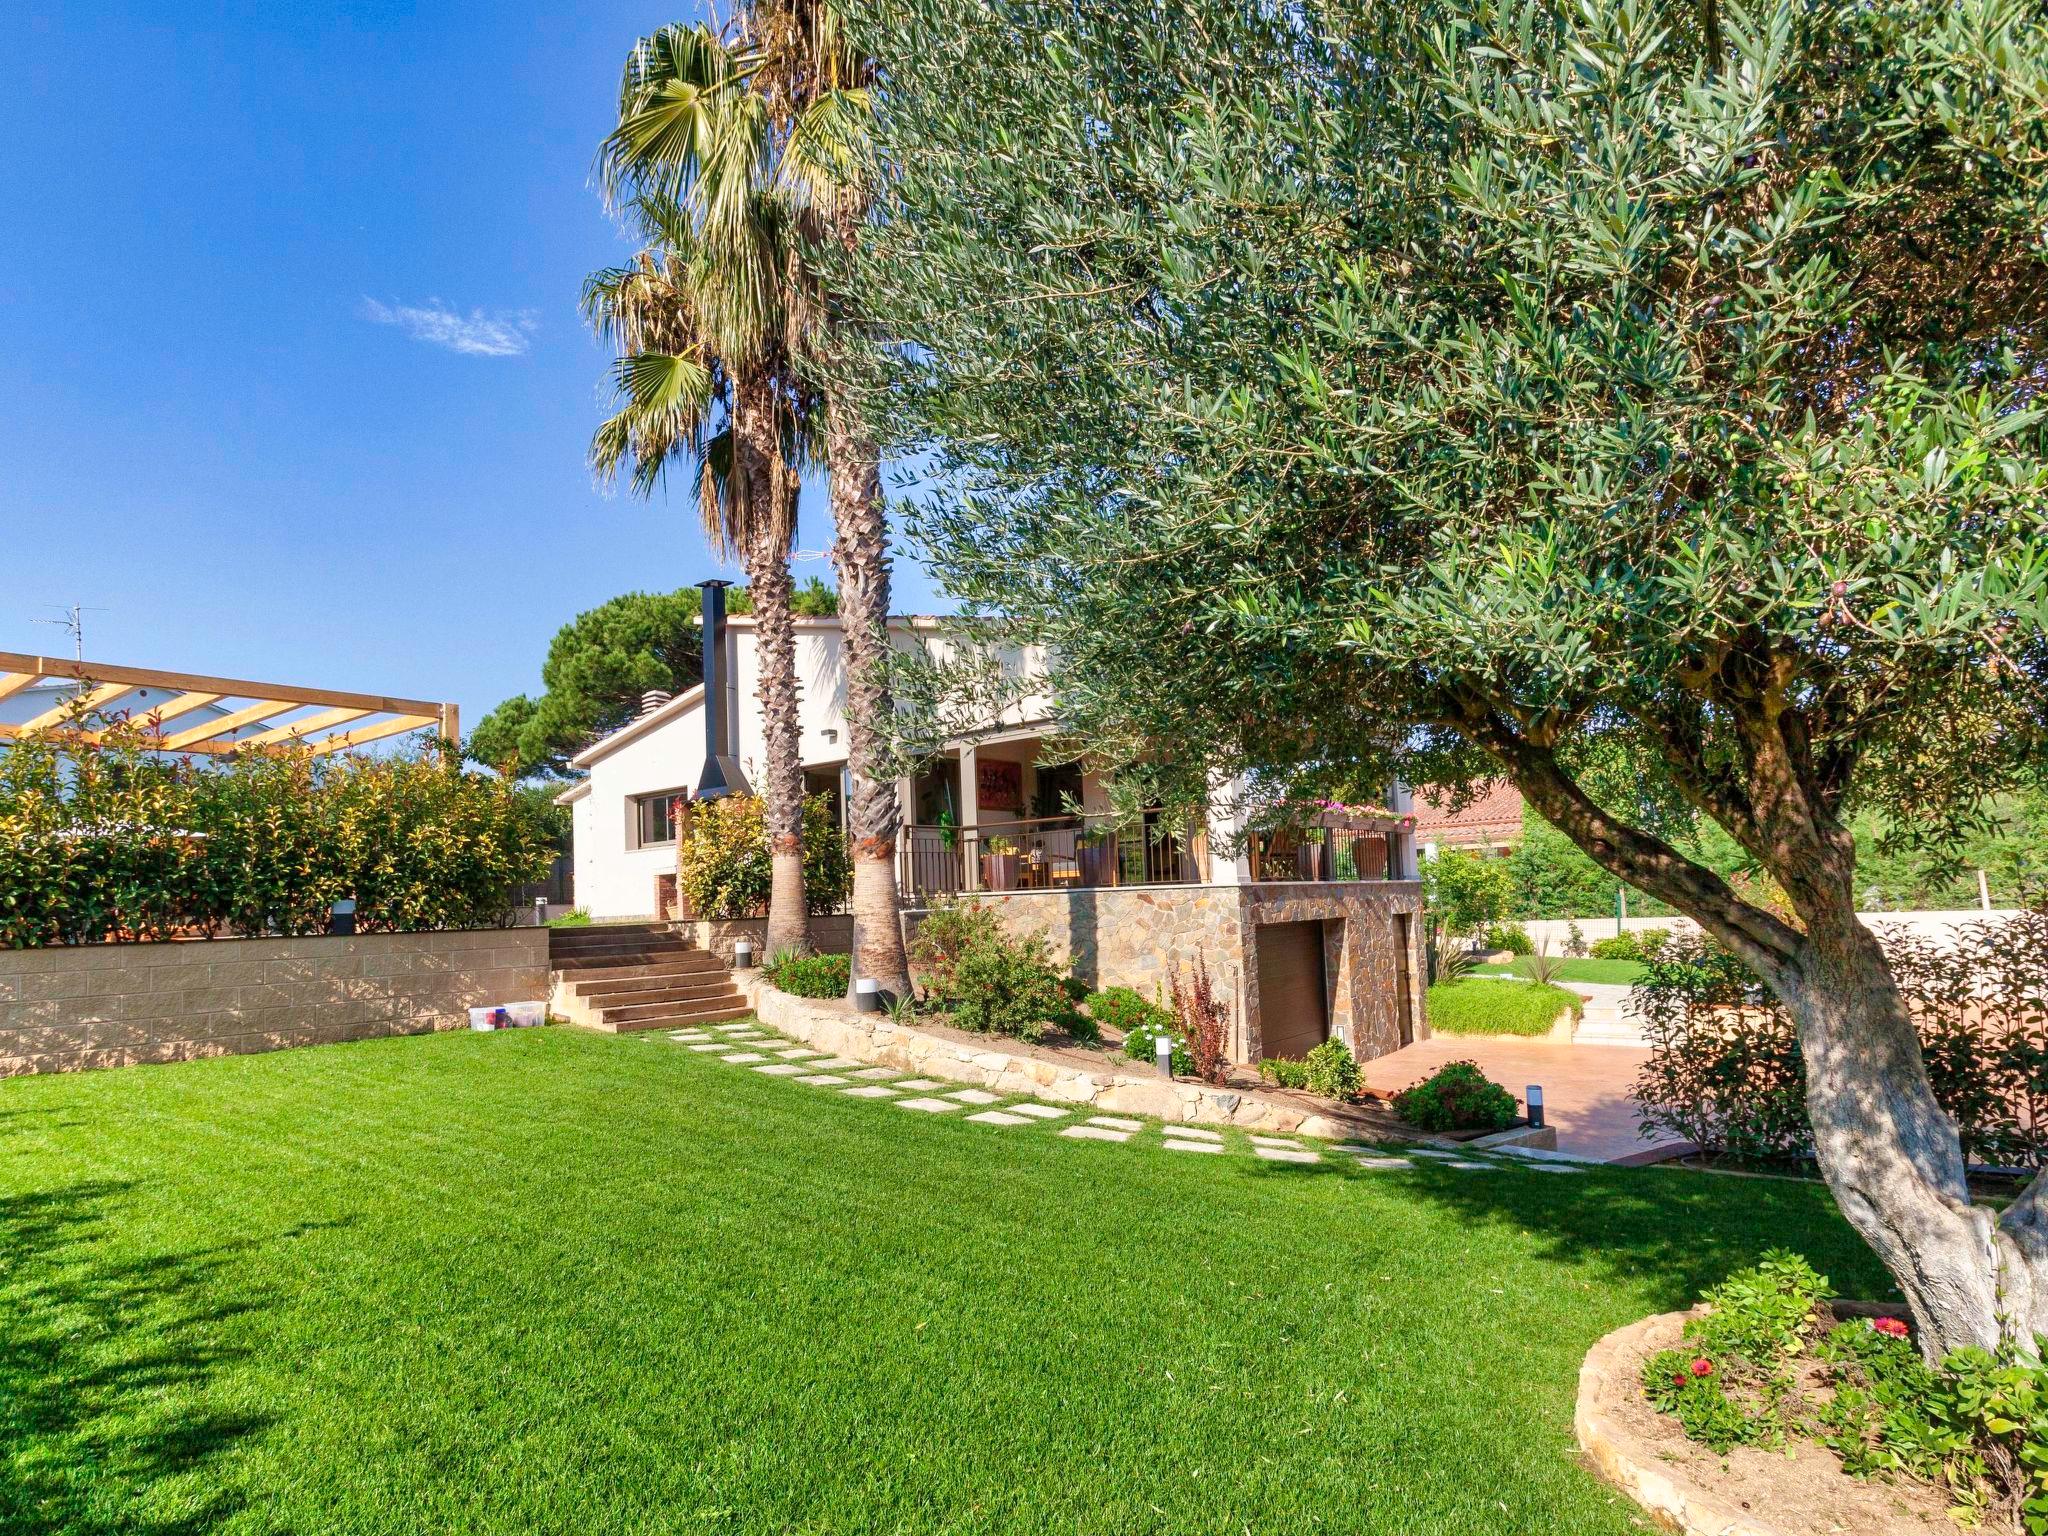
[602,3,914,1000]
[588,73,813,959]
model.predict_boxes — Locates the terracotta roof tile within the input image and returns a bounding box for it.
[1412,781,1525,845]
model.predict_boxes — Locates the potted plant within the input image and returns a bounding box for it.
[1075,825,1114,887]
[982,835,1021,891]
[1351,833,1388,880]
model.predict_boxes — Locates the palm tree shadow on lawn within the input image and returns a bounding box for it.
[1246,1156,1895,1311]
[0,1180,353,1536]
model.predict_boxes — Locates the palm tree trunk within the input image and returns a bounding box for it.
[826,395,912,1000]
[733,378,809,958]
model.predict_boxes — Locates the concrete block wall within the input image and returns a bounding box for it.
[0,929,549,1077]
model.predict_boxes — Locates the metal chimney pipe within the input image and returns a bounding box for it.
[695,579,738,800]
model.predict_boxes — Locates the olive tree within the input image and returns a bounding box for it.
[844,0,2048,1354]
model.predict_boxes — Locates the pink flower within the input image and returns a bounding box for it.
[1689,1357,1715,1378]
[1871,1316,1910,1339]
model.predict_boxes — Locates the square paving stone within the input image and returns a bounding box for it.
[1254,1146,1320,1164]
[687,1042,730,1052]
[848,1066,899,1081]
[1444,1160,1498,1170]
[840,1085,899,1098]
[1061,1125,1132,1143]
[1164,1125,1223,1141]
[670,1031,712,1041]
[965,1110,1033,1126]
[1250,1135,1303,1150]
[948,1089,1001,1105]
[752,1063,805,1076]
[1087,1116,1144,1132]
[1524,1163,1585,1174]
[1163,1139,1224,1154]
[895,1096,964,1113]
[721,1052,769,1064]
[1405,1148,1461,1159]
[795,1074,849,1087]
[1346,1155,1413,1169]
[1008,1104,1069,1120]
[775,1047,826,1059]
[893,1078,946,1091]
[810,1058,864,1071]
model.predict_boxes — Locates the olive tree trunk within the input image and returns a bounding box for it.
[826,397,912,1001]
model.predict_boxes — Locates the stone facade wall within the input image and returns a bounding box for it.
[0,929,549,1077]
[692,914,854,963]
[903,879,1427,1064]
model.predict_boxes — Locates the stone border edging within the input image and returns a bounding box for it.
[1576,1309,1790,1536]
[742,978,1361,1135]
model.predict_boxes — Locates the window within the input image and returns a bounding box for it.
[634,791,684,848]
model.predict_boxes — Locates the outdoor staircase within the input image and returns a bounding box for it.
[548,922,750,1033]
[1569,986,1650,1047]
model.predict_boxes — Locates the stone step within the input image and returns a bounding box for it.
[584,1001,754,1034]
[580,979,740,1010]
[551,944,696,970]
[568,955,728,988]
[598,994,748,1026]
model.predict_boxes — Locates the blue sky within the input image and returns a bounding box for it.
[0,1,944,731]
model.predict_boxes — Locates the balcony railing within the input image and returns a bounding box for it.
[898,813,1207,905]
[1246,824,1406,883]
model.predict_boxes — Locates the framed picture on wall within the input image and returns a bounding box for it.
[977,758,1023,813]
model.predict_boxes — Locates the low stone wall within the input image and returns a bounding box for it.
[746,978,1364,1136]
[903,880,1427,1064]
[0,929,549,1077]
[692,914,853,963]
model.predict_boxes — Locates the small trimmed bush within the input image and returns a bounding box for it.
[765,950,851,999]
[1091,985,1174,1039]
[1391,1060,1519,1132]
[909,899,1072,1042]
[1588,926,1672,962]
[1485,923,1534,955]
[1304,1039,1361,1099]
[1257,1055,1310,1089]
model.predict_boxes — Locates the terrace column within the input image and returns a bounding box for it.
[958,744,980,892]
[1205,772,1251,886]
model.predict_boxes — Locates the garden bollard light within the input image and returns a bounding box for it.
[855,976,880,1013]
[1526,1084,1545,1129]
[533,896,547,926]
[328,899,357,937]
[733,937,755,969]
[1156,1033,1173,1078]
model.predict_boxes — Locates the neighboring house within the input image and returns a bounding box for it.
[1413,781,1526,859]
[558,583,1429,1066]
[0,681,255,744]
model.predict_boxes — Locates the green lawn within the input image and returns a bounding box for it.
[1472,956,1649,985]
[1426,977,1586,1036]
[1,1027,1886,1535]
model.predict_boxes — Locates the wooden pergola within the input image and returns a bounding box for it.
[0,651,458,760]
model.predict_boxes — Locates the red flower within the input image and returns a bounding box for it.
[1689,1357,1714,1377]
[1671,1373,1690,1387]
[1871,1316,1910,1339]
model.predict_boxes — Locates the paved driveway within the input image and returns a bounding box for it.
[1360,1036,1684,1164]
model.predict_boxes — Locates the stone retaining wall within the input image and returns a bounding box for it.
[0,929,549,1077]
[903,880,1427,1063]
[746,978,1361,1135]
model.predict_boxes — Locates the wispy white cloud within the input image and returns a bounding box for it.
[361,297,537,358]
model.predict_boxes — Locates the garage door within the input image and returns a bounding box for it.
[1256,920,1328,1059]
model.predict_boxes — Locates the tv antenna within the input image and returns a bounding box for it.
[33,602,106,666]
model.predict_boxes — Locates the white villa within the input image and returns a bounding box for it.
[558,583,1430,1065]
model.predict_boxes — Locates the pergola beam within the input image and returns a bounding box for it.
[0,651,443,719]
[238,706,372,749]
[160,700,295,750]
[307,715,439,757]
[0,672,38,706]
[138,691,224,728]
[17,681,132,732]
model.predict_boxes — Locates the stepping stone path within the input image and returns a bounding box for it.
[1163,1137,1224,1154]
[1444,1160,1497,1170]
[965,1110,1034,1126]
[687,1042,729,1052]
[949,1089,1001,1105]
[1062,1124,1132,1143]
[721,1052,769,1064]
[752,1063,806,1076]
[896,1096,964,1114]
[810,1058,864,1071]
[841,1085,898,1099]
[1165,1126,1223,1142]
[1006,1104,1069,1120]
[1346,1155,1414,1169]
[1087,1117,1144,1132]
[796,1074,849,1087]
[775,1047,827,1060]
[1254,1146,1321,1164]
[1250,1135,1304,1150]
[1524,1164,1585,1174]
[670,1031,712,1042]
[847,1067,898,1081]
[893,1079,946,1092]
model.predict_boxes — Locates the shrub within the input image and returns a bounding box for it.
[909,899,1071,1042]
[1128,1019,1196,1075]
[1257,1055,1309,1089]
[1391,1061,1520,1132]
[1588,926,1672,962]
[675,793,850,920]
[1092,985,1174,1039]
[0,720,555,946]
[1423,848,1515,940]
[1632,916,2048,1167]
[1303,1039,1361,1099]
[1168,954,1231,1084]
[765,950,850,999]
[1485,922,1534,955]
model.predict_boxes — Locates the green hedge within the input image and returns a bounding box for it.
[0,721,555,946]
[1425,979,1581,1037]
[676,793,850,919]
